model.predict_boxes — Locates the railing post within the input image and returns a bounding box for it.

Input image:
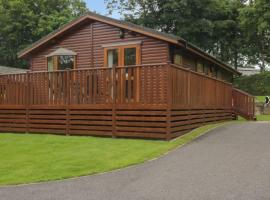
[187,69,192,126]
[26,71,30,133]
[166,62,172,141]
[112,66,116,138]
[253,97,255,120]
[66,70,70,136]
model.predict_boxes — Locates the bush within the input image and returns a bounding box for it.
[233,72,270,96]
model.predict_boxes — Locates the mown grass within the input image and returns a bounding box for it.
[238,114,270,121]
[256,96,266,103]
[256,115,270,121]
[0,123,225,185]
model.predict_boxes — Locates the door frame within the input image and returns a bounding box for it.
[104,44,141,67]
[103,44,141,102]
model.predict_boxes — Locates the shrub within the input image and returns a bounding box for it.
[233,72,270,96]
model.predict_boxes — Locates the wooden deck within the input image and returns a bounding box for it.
[0,63,255,139]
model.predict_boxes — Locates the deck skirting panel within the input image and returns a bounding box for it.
[0,105,168,139]
[0,106,232,139]
[170,108,233,139]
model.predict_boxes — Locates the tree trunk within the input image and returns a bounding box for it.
[261,56,265,72]
[234,51,238,70]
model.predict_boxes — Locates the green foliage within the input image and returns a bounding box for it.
[239,0,270,71]
[256,96,265,103]
[105,0,270,70]
[233,72,270,95]
[0,0,88,68]
[0,123,224,185]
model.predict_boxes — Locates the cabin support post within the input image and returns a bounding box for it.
[166,62,172,141]
[65,70,71,136]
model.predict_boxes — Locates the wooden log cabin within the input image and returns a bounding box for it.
[0,12,255,140]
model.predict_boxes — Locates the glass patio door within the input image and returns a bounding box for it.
[105,48,119,100]
[104,45,140,102]
[107,49,119,68]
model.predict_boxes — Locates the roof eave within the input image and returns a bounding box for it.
[18,12,240,76]
[18,13,180,59]
[180,42,240,76]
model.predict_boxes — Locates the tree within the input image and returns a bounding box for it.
[239,0,270,72]
[211,0,247,69]
[0,0,88,68]
[234,72,270,95]
[106,0,217,50]
[105,0,248,69]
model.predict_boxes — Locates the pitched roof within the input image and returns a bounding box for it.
[0,66,28,75]
[46,48,77,57]
[18,11,240,75]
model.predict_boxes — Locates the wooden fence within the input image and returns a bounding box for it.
[0,63,255,139]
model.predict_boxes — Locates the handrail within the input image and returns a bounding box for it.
[233,87,255,98]
[0,63,168,106]
[0,63,168,76]
[170,63,233,86]
[232,88,256,120]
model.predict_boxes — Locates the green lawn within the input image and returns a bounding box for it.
[0,123,225,185]
[255,96,270,121]
[238,114,270,121]
[256,96,266,103]
[256,115,270,121]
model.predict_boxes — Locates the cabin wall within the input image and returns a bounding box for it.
[31,23,93,71]
[170,46,233,83]
[30,21,169,71]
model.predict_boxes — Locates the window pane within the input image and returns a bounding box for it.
[47,57,53,71]
[124,48,136,66]
[197,62,203,73]
[174,54,182,65]
[107,49,118,68]
[204,65,209,75]
[58,56,74,70]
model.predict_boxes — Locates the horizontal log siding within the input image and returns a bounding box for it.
[92,21,168,66]
[31,23,92,71]
[30,21,168,71]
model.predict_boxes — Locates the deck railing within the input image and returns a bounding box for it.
[232,88,256,120]
[169,64,233,109]
[0,64,255,116]
[0,64,168,106]
[0,63,256,139]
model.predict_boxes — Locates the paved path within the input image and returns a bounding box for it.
[1,122,270,200]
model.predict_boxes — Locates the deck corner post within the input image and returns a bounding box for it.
[26,71,30,134]
[66,70,71,136]
[166,62,172,141]
[112,66,117,138]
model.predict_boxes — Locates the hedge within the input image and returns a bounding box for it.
[233,72,270,96]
